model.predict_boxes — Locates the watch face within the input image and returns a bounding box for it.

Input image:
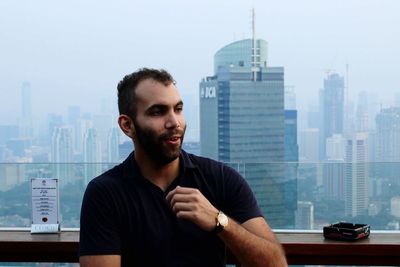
[217,212,229,227]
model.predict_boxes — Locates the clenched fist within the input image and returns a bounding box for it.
[166,186,219,231]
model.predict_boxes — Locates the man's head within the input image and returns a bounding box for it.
[117,68,186,165]
[118,68,175,120]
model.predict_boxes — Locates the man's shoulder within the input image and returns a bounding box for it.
[182,150,240,178]
[182,150,225,170]
[90,164,122,184]
[88,155,131,188]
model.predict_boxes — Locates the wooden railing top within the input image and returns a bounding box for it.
[0,230,399,265]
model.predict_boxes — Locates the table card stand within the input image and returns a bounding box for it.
[31,178,60,234]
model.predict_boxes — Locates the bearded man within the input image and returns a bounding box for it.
[79,68,287,267]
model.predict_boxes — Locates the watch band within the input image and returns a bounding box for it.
[212,223,224,234]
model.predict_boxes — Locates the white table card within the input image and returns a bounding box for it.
[31,178,60,234]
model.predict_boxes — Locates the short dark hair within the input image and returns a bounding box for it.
[117,68,175,119]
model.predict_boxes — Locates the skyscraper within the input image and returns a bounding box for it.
[200,38,295,228]
[284,110,299,227]
[107,128,120,162]
[51,127,73,186]
[93,114,113,161]
[83,128,102,184]
[323,159,345,201]
[67,105,82,153]
[319,73,344,160]
[345,133,369,217]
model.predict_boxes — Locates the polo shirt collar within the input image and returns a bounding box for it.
[180,149,197,170]
[123,149,197,182]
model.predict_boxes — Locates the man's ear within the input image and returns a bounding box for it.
[118,114,135,139]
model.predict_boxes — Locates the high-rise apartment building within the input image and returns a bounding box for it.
[93,114,113,161]
[345,133,369,217]
[67,105,82,153]
[107,128,120,162]
[323,159,345,201]
[83,128,102,184]
[200,38,295,228]
[75,118,93,157]
[319,73,344,160]
[51,127,73,186]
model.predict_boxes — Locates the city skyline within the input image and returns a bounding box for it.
[1,0,400,125]
[1,28,400,230]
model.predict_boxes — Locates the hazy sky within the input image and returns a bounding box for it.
[1,0,399,125]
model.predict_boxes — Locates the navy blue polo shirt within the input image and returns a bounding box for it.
[79,150,262,267]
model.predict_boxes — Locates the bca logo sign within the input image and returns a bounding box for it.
[200,86,216,98]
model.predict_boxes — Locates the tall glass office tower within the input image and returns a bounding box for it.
[200,39,296,228]
[319,73,345,160]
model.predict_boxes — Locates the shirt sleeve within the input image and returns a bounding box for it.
[222,165,263,224]
[79,180,121,256]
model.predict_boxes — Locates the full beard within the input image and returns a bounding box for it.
[134,122,186,165]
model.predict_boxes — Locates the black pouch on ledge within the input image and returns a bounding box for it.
[323,222,370,241]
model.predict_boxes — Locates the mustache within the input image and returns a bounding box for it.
[159,129,185,140]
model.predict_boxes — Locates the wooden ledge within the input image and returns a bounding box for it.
[0,230,78,262]
[0,230,399,265]
[279,232,400,266]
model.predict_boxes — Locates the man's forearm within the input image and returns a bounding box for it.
[165,186,287,266]
[218,218,287,267]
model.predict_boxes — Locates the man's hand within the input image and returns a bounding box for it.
[166,185,288,267]
[165,186,218,231]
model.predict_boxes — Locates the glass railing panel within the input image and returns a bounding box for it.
[227,162,400,230]
[0,162,399,230]
[0,163,117,227]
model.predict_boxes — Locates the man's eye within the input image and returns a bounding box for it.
[151,110,162,115]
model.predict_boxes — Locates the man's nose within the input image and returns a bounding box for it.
[165,112,180,129]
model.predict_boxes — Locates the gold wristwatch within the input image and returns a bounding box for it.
[212,211,228,234]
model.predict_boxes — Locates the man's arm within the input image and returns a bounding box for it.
[80,255,120,267]
[220,217,287,267]
[166,186,287,267]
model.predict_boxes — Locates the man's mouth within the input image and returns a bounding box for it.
[164,135,181,145]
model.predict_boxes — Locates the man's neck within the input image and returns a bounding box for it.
[134,151,180,192]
